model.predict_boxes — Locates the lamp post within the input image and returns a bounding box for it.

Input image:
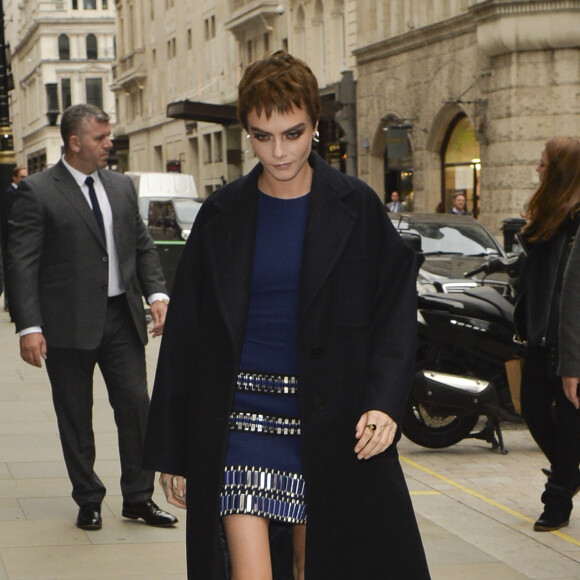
[0,0,14,186]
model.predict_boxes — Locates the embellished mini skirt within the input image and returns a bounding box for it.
[219,372,307,524]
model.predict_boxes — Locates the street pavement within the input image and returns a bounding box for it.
[0,309,579,579]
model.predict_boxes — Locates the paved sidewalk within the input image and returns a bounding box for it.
[0,309,579,578]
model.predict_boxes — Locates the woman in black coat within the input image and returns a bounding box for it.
[143,51,429,579]
[515,137,580,533]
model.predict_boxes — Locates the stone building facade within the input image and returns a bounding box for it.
[5,0,116,171]
[112,0,357,196]
[354,0,580,233]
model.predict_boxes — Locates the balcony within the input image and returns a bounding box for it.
[111,49,147,91]
[225,0,284,36]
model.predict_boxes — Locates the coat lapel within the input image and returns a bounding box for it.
[52,161,107,250]
[99,169,124,254]
[203,170,259,357]
[299,155,357,323]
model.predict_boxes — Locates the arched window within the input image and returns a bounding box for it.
[86,34,98,59]
[441,114,481,217]
[314,0,326,84]
[331,0,345,75]
[295,5,306,60]
[58,34,70,60]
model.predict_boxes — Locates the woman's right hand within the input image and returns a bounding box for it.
[159,473,187,509]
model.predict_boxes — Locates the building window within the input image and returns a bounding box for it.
[203,134,212,164]
[441,114,480,218]
[61,78,72,110]
[27,150,47,174]
[102,0,108,8]
[72,0,78,8]
[187,28,192,50]
[58,34,70,60]
[85,78,103,108]
[86,34,98,59]
[204,15,216,41]
[215,131,223,162]
[84,0,96,8]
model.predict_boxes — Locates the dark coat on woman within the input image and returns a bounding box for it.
[143,152,430,579]
[559,233,580,377]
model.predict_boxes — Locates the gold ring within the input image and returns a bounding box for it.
[367,423,377,431]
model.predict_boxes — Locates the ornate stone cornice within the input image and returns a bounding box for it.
[469,0,580,55]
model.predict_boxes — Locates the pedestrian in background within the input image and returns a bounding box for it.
[449,191,469,215]
[514,136,580,532]
[7,104,177,532]
[143,51,430,579]
[386,189,402,212]
[0,165,27,316]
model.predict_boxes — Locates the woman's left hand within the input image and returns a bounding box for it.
[354,410,398,460]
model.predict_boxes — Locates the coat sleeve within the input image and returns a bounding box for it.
[361,200,418,428]
[558,234,580,377]
[6,178,44,332]
[142,202,210,476]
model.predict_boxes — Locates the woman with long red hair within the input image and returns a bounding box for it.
[515,136,580,532]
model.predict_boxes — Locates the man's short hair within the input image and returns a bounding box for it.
[12,166,26,179]
[237,50,321,131]
[60,104,110,152]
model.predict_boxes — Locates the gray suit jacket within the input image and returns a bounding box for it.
[559,233,580,376]
[6,161,167,350]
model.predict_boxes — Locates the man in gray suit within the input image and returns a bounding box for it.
[7,104,177,531]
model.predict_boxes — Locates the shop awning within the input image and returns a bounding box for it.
[166,100,239,126]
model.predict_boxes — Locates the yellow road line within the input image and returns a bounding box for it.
[401,454,580,547]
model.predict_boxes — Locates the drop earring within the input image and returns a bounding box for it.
[313,130,320,143]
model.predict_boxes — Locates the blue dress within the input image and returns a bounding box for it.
[219,191,309,524]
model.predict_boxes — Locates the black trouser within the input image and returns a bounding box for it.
[521,346,580,487]
[45,297,154,506]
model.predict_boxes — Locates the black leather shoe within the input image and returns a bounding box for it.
[77,503,102,530]
[122,499,178,527]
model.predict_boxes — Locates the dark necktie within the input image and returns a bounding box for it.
[85,176,106,241]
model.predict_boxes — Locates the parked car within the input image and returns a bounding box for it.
[388,212,514,297]
[145,197,203,241]
[125,171,199,225]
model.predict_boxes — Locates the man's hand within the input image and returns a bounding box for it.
[354,410,398,460]
[20,332,47,368]
[563,377,580,409]
[149,299,168,338]
[159,473,187,509]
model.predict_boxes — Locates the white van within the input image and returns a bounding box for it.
[125,171,200,223]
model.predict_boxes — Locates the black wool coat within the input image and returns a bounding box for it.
[143,153,430,579]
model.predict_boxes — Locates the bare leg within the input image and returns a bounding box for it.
[223,514,272,580]
[293,524,306,580]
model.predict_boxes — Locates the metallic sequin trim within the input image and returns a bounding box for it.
[220,465,307,524]
[229,412,301,436]
[236,372,298,395]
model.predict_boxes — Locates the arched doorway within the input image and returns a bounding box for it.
[383,124,413,207]
[441,115,480,217]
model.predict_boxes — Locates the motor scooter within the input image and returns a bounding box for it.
[402,255,525,453]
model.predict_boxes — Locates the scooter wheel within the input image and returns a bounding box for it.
[402,398,479,449]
